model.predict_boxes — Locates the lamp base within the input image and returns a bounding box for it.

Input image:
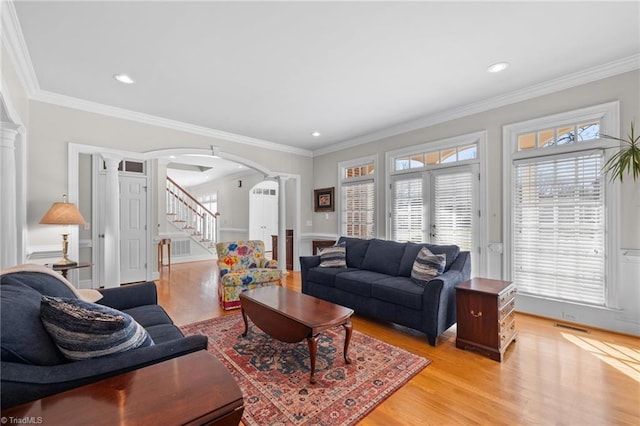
[52,257,78,268]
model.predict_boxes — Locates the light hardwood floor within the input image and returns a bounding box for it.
[156,260,639,425]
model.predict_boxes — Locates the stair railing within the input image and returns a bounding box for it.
[166,177,219,249]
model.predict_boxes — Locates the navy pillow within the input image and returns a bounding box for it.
[40,296,154,361]
[399,243,460,276]
[0,279,66,365]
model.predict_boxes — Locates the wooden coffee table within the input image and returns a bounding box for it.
[240,286,354,384]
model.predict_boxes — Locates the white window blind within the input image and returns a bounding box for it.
[391,177,423,242]
[513,151,605,305]
[432,171,474,251]
[342,181,375,238]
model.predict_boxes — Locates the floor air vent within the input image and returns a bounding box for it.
[554,323,590,333]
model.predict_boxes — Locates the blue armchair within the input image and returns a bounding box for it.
[0,265,207,408]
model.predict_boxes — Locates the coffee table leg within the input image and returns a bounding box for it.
[241,306,249,337]
[306,335,318,384]
[343,320,352,364]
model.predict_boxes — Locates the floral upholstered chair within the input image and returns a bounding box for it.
[215,240,283,310]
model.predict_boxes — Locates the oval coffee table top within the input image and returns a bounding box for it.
[240,286,353,329]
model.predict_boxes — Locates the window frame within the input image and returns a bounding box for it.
[386,131,487,276]
[338,155,379,239]
[503,101,621,309]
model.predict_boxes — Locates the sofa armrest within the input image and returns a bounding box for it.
[1,335,208,408]
[217,262,231,277]
[257,258,279,269]
[98,281,158,310]
[299,255,321,293]
[421,251,471,344]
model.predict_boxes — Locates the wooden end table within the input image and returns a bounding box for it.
[455,278,517,362]
[1,350,244,426]
[240,286,354,384]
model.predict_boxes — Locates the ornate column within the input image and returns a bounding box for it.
[0,123,20,268]
[101,154,122,287]
[277,176,288,274]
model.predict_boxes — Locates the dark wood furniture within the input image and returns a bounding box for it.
[1,350,244,426]
[455,278,517,362]
[271,229,293,270]
[312,239,336,255]
[240,286,354,384]
[158,238,171,268]
[46,261,92,279]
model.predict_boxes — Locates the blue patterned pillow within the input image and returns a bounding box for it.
[40,296,154,361]
[411,247,446,286]
[319,242,347,268]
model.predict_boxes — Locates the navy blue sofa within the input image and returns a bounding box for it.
[300,237,471,346]
[1,269,208,408]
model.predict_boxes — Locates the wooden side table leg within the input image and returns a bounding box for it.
[306,335,319,384]
[343,320,353,364]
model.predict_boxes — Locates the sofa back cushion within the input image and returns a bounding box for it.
[0,278,67,365]
[215,240,266,271]
[360,239,407,276]
[337,237,371,269]
[398,242,460,277]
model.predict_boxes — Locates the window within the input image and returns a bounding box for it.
[504,101,619,308]
[393,142,477,171]
[391,175,423,242]
[197,192,217,214]
[432,171,474,251]
[514,152,605,304]
[339,156,377,238]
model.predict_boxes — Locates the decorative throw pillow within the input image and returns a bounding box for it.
[411,247,446,286]
[40,296,154,361]
[319,243,347,268]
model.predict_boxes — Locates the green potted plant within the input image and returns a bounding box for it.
[600,121,640,182]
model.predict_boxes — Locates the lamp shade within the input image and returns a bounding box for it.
[40,198,86,225]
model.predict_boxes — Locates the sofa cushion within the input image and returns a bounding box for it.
[334,270,389,297]
[0,280,66,366]
[411,247,446,286]
[122,305,174,328]
[399,243,460,276]
[337,237,371,268]
[318,243,347,267]
[40,296,154,361]
[307,267,357,288]
[371,277,424,310]
[145,323,185,343]
[360,239,406,276]
[1,271,77,298]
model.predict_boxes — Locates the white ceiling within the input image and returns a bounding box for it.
[9,1,640,156]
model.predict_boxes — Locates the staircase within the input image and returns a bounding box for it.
[166,177,219,253]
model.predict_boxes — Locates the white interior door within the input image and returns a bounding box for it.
[249,181,278,251]
[120,175,147,283]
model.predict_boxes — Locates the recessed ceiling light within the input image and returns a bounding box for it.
[487,62,509,73]
[113,73,135,84]
[311,131,321,137]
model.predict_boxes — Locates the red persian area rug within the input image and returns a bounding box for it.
[181,314,431,425]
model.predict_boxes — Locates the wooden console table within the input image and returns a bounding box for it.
[1,350,244,426]
[312,239,336,255]
[46,262,92,279]
[271,229,293,270]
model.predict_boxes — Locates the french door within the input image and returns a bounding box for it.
[391,165,478,275]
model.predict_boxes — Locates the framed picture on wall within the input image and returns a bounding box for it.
[314,187,335,212]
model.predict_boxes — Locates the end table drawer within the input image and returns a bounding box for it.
[499,286,517,307]
[499,299,516,322]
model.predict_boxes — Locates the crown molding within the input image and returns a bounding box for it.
[313,54,640,156]
[1,0,39,96]
[32,90,314,157]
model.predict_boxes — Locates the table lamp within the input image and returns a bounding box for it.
[40,194,86,267]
